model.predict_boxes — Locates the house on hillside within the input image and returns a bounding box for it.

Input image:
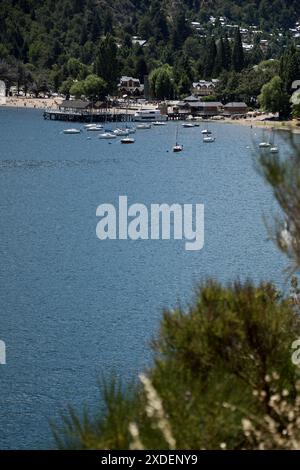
[192,80,218,97]
[118,76,144,96]
[132,36,147,47]
[223,102,248,117]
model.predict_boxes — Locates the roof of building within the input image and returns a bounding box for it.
[189,101,205,107]
[183,95,199,102]
[177,101,191,107]
[224,102,247,108]
[195,101,223,107]
[193,80,215,88]
[60,99,91,109]
[292,80,300,90]
[132,39,147,46]
[120,76,140,83]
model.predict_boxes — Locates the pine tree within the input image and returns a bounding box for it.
[203,38,216,79]
[223,34,231,70]
[214,38,225,75]
[232,27,244,72]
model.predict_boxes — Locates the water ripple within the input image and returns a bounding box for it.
[0,159,118,170]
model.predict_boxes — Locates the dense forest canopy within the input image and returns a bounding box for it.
[1,0,300,103]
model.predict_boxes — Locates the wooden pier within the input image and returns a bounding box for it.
[43,108,189,123]
[43,109,134,123]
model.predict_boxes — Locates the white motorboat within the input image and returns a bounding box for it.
[134,109,167,122]
[86,125,103,131]
[63,128,81,134]
[202,129,212,135]
[203,136,215,143]
[84,123,101,129]
[114,128,129,136]
[121,137,135,144]
[270,146,279,153]
[259,142,271,148]
[153,121,167,126]
[182,123,195,128]
[98,132,117,139]
[136,123,151,129]
[126,127,136,134]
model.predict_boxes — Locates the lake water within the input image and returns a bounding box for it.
[0,108,287,449]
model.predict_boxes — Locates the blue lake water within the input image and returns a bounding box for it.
[0,108,287,449]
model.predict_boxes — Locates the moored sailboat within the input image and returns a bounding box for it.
[173,125,183,152]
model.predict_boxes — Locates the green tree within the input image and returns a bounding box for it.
[83,74,107,101]
[203,38,216,79]
[55,280,300,449]
[214,38,226,75]
[94,35,119,93]
[232,27,244,72]
[149,65,175,100]
[223,34,232,70]
[69,80,85,98]
[258,75,290,118]
[59,78,75,97]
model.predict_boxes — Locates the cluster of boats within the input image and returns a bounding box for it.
[62,117,169,143]
[62,113,280,154]
[259,141,279,153]
[258,132,279,153]
[172,124,216,153]
[63,123,138,144]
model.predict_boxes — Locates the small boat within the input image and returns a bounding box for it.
[136,123,151,129]
[173,125,183,152]
[98,133,117,139]
[86,125,103,131]
[126,127,136,134]
[121,137,135,144]
[182,123,195,128]
[63,128,81,134]
[114,128,129,136]
[83,124,103,131]
[153,121,167,126]
[173,144,183,152]
[269,129,278,153]
[259,142,271,148]
[202,129,212,135]
[203,136,215,143]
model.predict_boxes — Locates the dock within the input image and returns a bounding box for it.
[43,108,190,122]
[43,109,134,122]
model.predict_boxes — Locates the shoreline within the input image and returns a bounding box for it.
[2,97,300,133]
[223,118,300,134]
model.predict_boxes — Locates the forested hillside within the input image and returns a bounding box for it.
[0,0,300,102]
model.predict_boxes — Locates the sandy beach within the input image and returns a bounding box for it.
[224,117,300,133]
[2,96,63,109]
